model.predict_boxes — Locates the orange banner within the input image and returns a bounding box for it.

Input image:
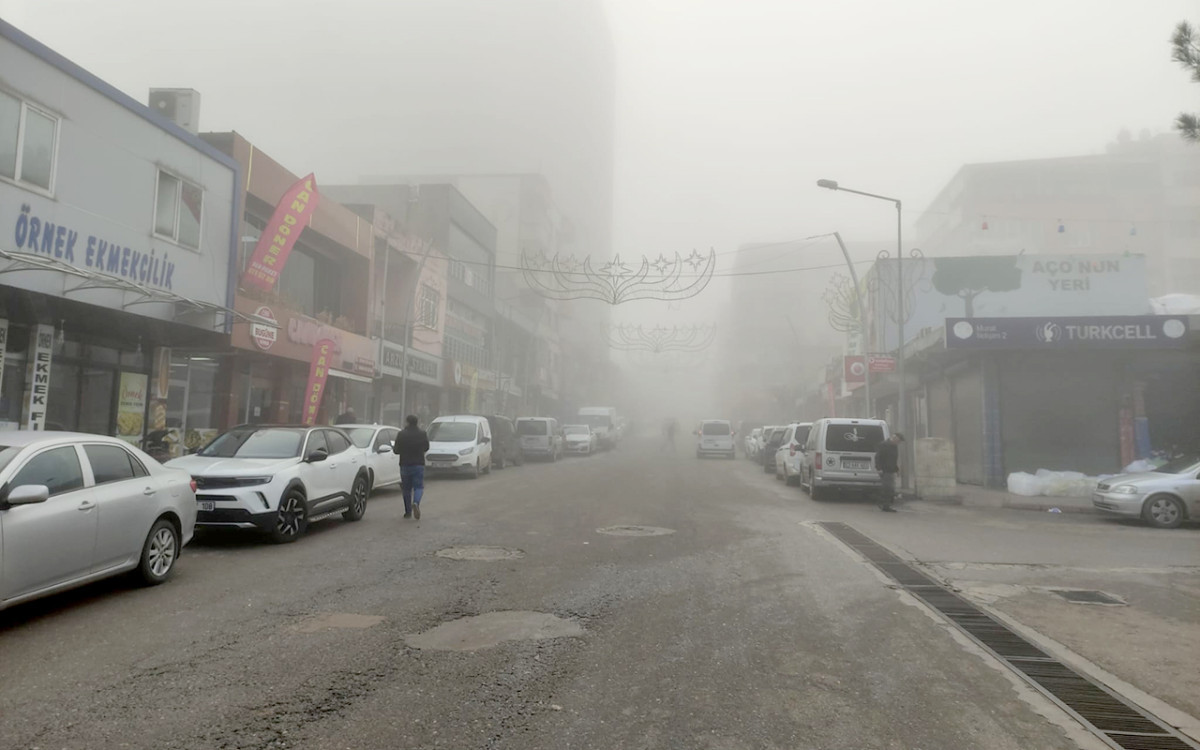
[242,174,319,291]
[302,338,335,425]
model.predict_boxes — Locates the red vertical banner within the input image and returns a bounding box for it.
[302,338,335,425]
[242,174,320,291]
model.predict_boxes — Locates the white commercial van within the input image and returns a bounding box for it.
[577,407,619,449]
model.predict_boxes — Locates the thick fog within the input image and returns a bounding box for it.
[5,0,1195,428]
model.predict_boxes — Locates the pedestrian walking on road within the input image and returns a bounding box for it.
[875,433,905,512]
[392,415,430,520]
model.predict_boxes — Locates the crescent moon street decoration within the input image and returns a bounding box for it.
[607,323,718,354]
[623,348,711,370]
[867,248,928,325]
[520,249,717,304]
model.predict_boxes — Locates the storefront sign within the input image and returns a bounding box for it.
[242,174,320,291]
[868,355,896,373]
[287,317,344,353]
[844,356,866,384]
[25,324,54,431]
[251,306,279,351]
[302,338,335,426]
[116,372,148,446]
[380,343,441,385]
[945,316,1190,350]
[232,297,376,374]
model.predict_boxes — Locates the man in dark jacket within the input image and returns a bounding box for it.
[875,433,905,512]
[392,415,430,520]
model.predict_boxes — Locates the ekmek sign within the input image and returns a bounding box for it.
[945,316,1190,350]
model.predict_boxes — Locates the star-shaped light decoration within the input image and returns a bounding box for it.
[684,249,707,272]
[651,254,671,275]
[519,248,716,304]
[606,322,717,354]
[599,255,631,281]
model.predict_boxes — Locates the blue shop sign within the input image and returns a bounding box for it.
[945,316,1190,349]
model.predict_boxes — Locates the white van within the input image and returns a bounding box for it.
[578,407,618,448]
[426,415,492,478]
[695,419,736,459]
[516,417,562,461]
[800,418,890,499]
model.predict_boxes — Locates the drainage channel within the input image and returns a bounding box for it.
[816,521,1199,750]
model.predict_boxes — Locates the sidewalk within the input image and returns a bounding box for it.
[913,484,1095,514]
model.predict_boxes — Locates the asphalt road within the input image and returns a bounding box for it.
[2,437,1196,750]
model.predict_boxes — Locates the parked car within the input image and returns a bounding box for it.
[427,416,493,478]
[516,417,563,461]
[696,419,736,459]
[485,415,523,469]
[1092,454,1199,529]
[562,424,598,455]
[744,427,763,459]
[0,431,197,612]
[341,424,402,493]
[168,425,370,543]
[760,427,788,473]
[774,422,814,486]
[800,418,890,500]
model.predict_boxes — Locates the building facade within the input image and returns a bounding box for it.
[0,21,239,453]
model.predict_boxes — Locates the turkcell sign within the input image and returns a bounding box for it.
[945,316,1190,349]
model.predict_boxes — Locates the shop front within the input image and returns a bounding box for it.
[379,341,442,425]
[226,298,378,428]
[446,361,498,416]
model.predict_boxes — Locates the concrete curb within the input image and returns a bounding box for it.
[911,495,1096,514]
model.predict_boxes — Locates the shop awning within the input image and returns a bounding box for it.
[0,248,274,329]
[329,368,373,384]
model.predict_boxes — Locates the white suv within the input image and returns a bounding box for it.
[167,425,371,543]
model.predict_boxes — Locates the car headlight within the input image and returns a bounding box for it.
[1112,485,1140,495]
[459,448,474,456]
[236,476,273,486]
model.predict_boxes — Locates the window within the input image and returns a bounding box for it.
[702,422,731,436]
[418,285,441,329]
[200,428,305,459]
[824,424,885,452]
[9,446,85,496]
[304,431,328,456]
[153,169,203,250]
[83,444,139,485]
[325,430,350,454]
[375,429,397,451]
[0,90,58,191]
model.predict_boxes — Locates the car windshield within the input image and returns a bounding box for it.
[344,428,376,449]
[1151,454,1200,474]
[702,423,731,435]
[429,422,477,442]
[563,425,590,436]
[825,424,886,453]
[517,420,549,436]
[198,429,305,459]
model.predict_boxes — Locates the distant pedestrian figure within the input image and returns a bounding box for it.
[662,418,678,452]
[392,415,430,520]
[335,407,357,425]
[875,433,905,512]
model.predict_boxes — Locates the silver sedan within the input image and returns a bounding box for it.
[1092,455,1200,529]
[0,431,197,611]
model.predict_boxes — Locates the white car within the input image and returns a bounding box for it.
[774,422,814,486]
[745,428,763,459]
[562,424,598,455]
[696,419,736,459]
[426,416,492,478]
[167,425,370,543]
[341,424,402,493]
[0,431,197,611]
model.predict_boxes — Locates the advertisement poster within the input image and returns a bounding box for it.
[242,174,320,291]
[302,338,335,425]
[25,324,54,431]
[116,372,149,446]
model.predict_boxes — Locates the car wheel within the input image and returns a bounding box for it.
[271,489,308,543]
[483,458,492,475]
[470,460,481,479]
[138,518,179,585]
[810,483,826,501]
[343,473,369,522]
[785,472,800,487]
[1142,494,1185,529]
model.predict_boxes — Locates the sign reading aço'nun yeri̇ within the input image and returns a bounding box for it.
[302,338,335,426]
[242,174,319,291]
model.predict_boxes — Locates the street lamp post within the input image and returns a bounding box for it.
[816,180,906,440]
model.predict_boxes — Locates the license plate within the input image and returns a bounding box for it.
[198,501,215,511]
[844,461,869,470]
[432,461,453,467]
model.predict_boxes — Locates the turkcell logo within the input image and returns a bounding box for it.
[1034,322,1062,343]
[946,316,1189,349]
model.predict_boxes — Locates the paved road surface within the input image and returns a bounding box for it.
[2,438,1196,749]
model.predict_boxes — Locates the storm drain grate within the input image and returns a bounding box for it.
[1052,589,1126,605]
[816,522,1199,750]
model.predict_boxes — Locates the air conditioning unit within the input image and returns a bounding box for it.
[148,88,201,134]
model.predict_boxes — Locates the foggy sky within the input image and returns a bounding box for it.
[2,0,1195,417]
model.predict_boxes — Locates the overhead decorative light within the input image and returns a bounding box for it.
[520,250,717,304]
[607,323,717,354]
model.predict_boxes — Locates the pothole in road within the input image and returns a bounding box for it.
[296,613,385,633]
[435,546,526,561]
[406,611,584,651]
[596,525,676,537]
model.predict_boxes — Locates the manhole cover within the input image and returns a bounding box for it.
[596,525,675,537]
[1051,589,1126,605]
[406,611,584,651]
[435,546,526,561]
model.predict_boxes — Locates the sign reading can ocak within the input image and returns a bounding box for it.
[302,339,335,425]
[945,316,1190,350]
[242,174,319,291]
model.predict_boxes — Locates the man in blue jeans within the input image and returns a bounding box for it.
[392,415,430,520]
